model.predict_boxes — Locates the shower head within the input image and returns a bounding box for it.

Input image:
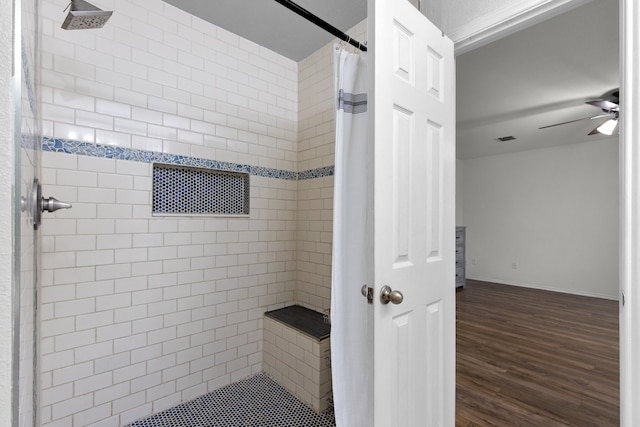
[61,0,113,30]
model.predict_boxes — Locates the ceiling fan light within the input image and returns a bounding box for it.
[597,119,618,135]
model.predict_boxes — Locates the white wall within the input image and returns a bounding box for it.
[426,0,594,53]
[427,0,522,32]
[435,0,563,35]
[461,139,619,299]
[456,158,463,225]
[0,1,14,426]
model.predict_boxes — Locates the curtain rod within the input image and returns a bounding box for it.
[273,0,367,52]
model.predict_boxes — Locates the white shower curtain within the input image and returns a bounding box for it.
[331,46,369,427]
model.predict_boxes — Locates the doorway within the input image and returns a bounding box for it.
[457,1,623,424]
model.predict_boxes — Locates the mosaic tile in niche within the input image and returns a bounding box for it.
[152,163,250,216]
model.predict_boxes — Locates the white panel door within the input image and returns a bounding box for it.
[369,0,456,426]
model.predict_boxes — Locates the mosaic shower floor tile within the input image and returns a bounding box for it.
[126,372,336,427]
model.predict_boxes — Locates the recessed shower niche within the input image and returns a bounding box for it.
[152,164,250,216]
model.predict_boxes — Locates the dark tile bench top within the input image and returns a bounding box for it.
[264,305,330,342]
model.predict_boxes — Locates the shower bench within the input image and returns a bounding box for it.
[263,305,332,413]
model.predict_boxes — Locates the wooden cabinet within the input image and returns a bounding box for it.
[456,226,466,288]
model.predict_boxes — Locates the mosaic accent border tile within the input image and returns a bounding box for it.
[126,372,336,427]
[42,137,334,181]
[298,165,335,180]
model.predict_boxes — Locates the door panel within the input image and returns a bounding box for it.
[392,105,413,266]
[370,0,455,425]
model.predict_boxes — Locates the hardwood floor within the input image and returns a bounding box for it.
[456,280,619,427]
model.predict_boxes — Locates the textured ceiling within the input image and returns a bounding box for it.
[456,0,620,159]
[162,0,619,160]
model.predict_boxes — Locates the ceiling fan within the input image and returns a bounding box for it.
[539,88,619,136]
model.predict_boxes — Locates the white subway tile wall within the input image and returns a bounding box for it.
[41,149,297,426]
[39,0,366,424]
[263,317,333,413]
[41,0,298,170]
[295,20,366,311]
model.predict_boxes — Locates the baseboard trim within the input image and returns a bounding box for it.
[466,276,619,301]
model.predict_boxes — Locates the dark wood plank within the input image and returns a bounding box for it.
[456,280,619,427]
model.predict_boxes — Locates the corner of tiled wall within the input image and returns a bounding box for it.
[295,19,367,313]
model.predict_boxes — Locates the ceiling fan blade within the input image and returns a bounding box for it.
[588,118,618,136]
[588,124,602,136]
[538,114,610,130]
[586,99,619,111]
